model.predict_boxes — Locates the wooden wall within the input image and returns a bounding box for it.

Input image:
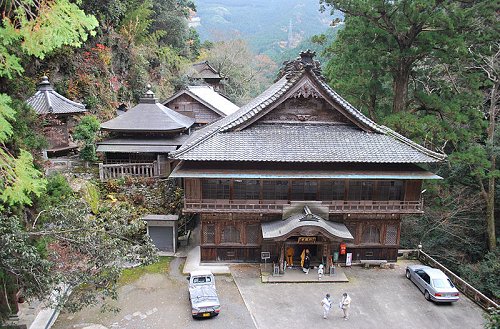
[166,94,221,124]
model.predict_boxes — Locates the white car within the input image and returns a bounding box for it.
[406,265,460,303]
[187,270,221,318]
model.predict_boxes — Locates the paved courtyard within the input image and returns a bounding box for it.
[52,258,486,329]
[231,260,485,329]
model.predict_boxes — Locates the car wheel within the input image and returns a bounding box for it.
[424,290,431,301]
[405,270,411,279]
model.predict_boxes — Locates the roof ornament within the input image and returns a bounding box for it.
[275,49,323,82]
[140,84,157,104]
[37,75,53,91]
[300,205,319,221]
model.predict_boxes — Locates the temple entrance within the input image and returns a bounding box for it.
[284,236,329,268]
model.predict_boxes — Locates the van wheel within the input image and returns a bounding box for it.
[405,270,411,279]
[424,290,431,301]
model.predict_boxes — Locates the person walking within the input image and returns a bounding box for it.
[340,292,351,320]
[321,293,332,319]
[303,249,310,274]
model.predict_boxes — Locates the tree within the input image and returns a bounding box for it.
[1,198,157,321]
[0,0,98,208]
[320,0,462,114]
[73,115,101,162]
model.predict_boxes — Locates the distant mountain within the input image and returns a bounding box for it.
[192,0,342,57]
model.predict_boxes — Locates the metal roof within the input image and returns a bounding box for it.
[171,51,446,164]
[169,160,442,179]
[163,86,238,117]
[142,215,178,221]
[97,137,187,153]
[261,207,354,240]
[100,88,194,132]
[26,76,86,115]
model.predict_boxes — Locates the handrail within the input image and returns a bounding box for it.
[417,249,499,311]
[98,161,159,181]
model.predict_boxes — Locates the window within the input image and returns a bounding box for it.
[362,225,380,244]
[320,181,345,200]
[246,224,260,244]
[263,181,289,200]
[202,179,230,199]
[348,181,373,200]
[233,180,260,200]
[385,224,398,245]
[222,225,240,243]
[203,224,215,244]
[291,181,317,200]
[376,181,403,201]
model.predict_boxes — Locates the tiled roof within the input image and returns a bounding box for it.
[171,51,446,163]
[26,76,86,115]
[172,124,442,163]
[163,86,238,117]
[190,61,222,79]
[101,88,194,132]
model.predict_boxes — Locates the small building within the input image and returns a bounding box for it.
[169,50,445,270]
[26,76,86,158]
[163,85,239,127]
[97,87,194,180]
[143,215,178,253]
[189,61,226,92]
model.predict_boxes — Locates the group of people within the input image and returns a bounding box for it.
[321,292,352,320]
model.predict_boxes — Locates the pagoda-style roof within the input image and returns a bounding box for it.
[26,76,86,115]
[170,51,446,164]
[190,61,223,80]
[100,87,194,133]
[163,85,238,117]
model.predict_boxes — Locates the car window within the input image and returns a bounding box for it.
[193,276,211,284]
[433,278,454,288]
[421,273,431,284]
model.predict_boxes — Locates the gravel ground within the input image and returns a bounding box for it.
[52,257,255,329]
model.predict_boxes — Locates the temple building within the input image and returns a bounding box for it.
[188,61,226,92]
[163,85,238,128]
[169,51,445,270]
[97,86,194,180]
[26,76,86,158]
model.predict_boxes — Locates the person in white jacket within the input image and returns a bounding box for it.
[340,292,352,320]
[321,293,332,319]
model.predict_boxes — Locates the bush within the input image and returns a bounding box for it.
[37,173,73,209]
[461,247,500,302]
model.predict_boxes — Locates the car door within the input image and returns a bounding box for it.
[414,270,427,292]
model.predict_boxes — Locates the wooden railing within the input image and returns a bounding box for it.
[418,249,499,311]
[183,199,423,214]
[99,162,158,181]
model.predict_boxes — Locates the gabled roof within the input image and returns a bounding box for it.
[171,51,446,164]
[100,88,194,133]
[190,61,223,80]
[26,76,86,115]
[163,86,239,117]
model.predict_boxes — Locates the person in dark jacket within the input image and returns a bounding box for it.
[302,249,310,274]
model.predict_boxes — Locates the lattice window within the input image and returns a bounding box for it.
[291,180,317,200]
[385,224,398,245]
[233,180,260,200]
[263,180,289,200]
[362,225,380,244]
[246,224,260,244]
[320,181,345,200]
[203,224,215,244]
[348,181,374,200]
[202,179,230,199]
[222,225,241,243]
[375,181,403,201]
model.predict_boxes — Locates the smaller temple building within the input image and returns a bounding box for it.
[97,86,194,180]
[163,85,239,127]
[188,61,226,92]
[26,76,86,158]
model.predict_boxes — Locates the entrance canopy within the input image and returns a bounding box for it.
[261,206,353,241]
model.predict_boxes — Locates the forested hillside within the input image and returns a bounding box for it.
[0,0,498,325]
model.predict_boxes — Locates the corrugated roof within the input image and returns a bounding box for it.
[26,76,86,115]
[97,136,188,153]
[100,88,194,132]
[169,160,442,179]
[170,51,446,164]
[163,86,238,117]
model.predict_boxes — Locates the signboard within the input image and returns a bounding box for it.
[261,252,270,260]
[297,236,316,243]
[346,252,353,267]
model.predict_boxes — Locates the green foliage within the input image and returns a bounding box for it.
[73,115,100,162]
[0,94,15,143]
[484,307,500,329]
[461,248,500,301]
[119,257,170,286]
[37,173,74,209]
[82,182,100,214]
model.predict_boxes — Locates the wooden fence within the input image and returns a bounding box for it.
[99,162,158,181]
[417,249,499,311]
